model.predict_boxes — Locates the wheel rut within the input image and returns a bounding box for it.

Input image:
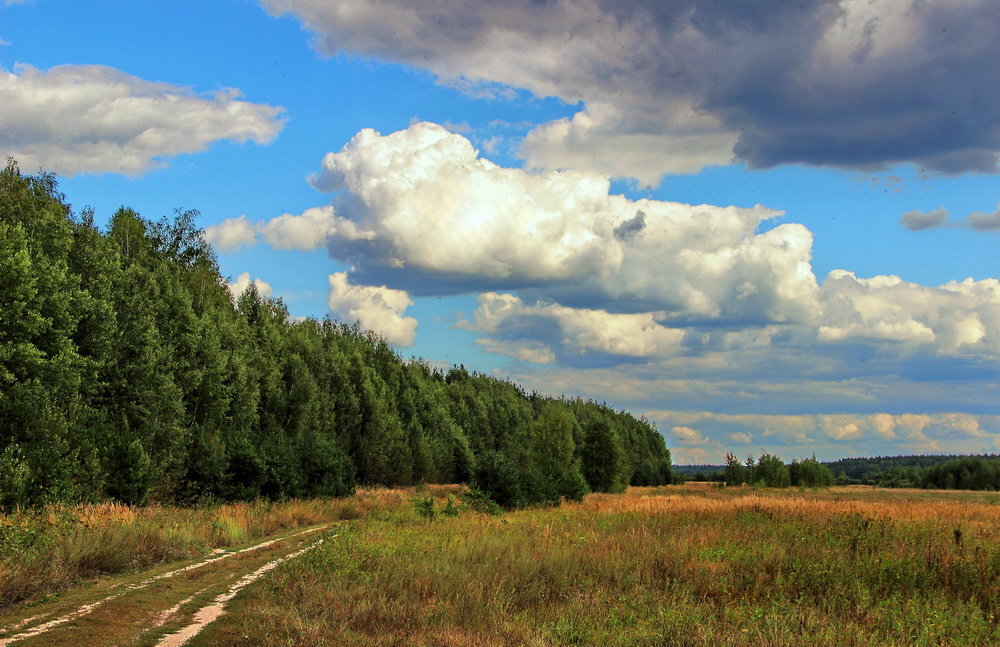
[0,524,335,647]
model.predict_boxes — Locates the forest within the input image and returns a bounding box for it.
[0,161,672,510]
[677,454,1000,491]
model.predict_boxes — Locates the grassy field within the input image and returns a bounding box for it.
[0,487,440,612]
[2,485,998,646]
[193,484,1000,647]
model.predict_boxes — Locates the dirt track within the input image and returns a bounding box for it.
[0,524,335,647]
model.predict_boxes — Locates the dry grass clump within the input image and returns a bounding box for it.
[206,485,1000,646]
[0,487,417,611]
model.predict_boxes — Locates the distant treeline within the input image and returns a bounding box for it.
[0,162,671,510]
[826,455,1000,490]
[676,453,1000,491]
[672,453,835,488]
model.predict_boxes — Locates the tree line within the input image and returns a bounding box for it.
[0,162,672,510]
[832,455,1000,490]
[678,452,1000,491]
[673,452,835,488]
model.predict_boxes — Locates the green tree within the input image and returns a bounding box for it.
[581,418,627,493]
[724,452,745,486]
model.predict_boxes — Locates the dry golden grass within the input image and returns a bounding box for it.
[0,487,436,611]
[198,485,1000,647]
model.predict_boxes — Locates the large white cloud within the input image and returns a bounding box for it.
[222,123,1000,369]
[0,64,285,175]
[327,271,417,346]
[261,0,1000,180]
[461,271,1000,369]
[309,122,818,324]
[819,272,1000,354]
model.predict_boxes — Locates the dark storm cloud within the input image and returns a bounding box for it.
[262,0,1000,175]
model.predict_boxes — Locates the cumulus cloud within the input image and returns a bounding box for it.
[205,216,259,253]
[643,411,999,460]
[0,64,284,175]
[327,272,417,346]
[259,206,336,250]
[520,102,736,187]
[261,0,1000,179]
[307,123,817,325]
[460,292,685,363]
[238,123,999,369]
[227,272,273,301]
[900,208,948,231]
[818,272,1000,354]
[671,426,713,446]
[729,432,753,445]
[205,206,375,254]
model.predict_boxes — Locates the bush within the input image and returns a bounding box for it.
[412,496,437,520]
[471,451,524,508]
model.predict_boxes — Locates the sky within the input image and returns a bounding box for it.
[2,0,999,463]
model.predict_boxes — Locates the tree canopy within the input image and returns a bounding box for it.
[0,162,672,509]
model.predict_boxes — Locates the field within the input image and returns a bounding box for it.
[1,485,998,646]
[201,485,1000,646]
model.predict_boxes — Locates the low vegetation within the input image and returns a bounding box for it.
[0,487,442,611]
[197,485,999,646]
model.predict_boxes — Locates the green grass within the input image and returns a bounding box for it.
[0,488,433,611]
[196,485,1000,646]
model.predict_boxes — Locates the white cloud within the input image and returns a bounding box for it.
[474,339,555,365]
[205,215,258,253]
[818,271,1000,353]
[260,206,337,250]
[520,101,737,187]
[460,292,685,361]
[227,271,273,301]
[238,123,999,369]
[205,206,374,254]
[671,426,712,446]
[0,64,284,175]
[643,411,998,461]
[308,123,818,325]
[327,271,417,347]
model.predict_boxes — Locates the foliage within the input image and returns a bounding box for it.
[411,495,437,520]
[824,455,1000,490]
[0,162,672,510]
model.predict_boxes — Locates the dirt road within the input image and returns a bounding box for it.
[0,524,336,646]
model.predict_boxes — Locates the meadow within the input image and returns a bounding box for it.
[0,487,437,612]
[196,484,999,647]
[2,484,998,646]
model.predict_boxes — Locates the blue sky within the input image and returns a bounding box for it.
[3,0,999,462]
